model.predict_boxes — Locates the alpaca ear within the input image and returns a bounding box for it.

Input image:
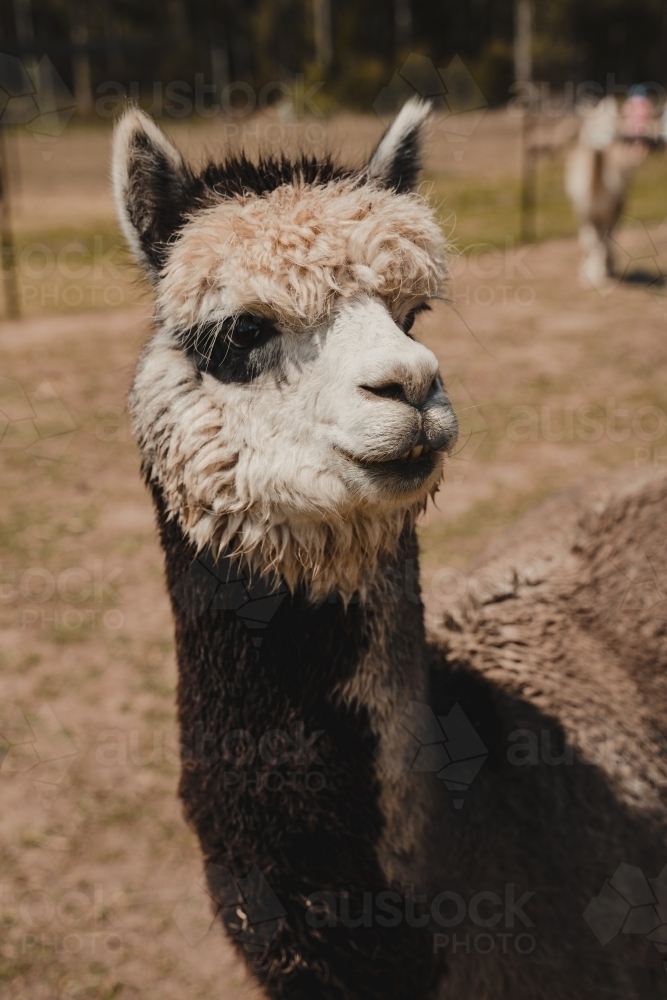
[112,107,194,277]
[366,98,432,192]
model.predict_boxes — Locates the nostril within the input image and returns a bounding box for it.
[360,382,408,404]
[424,376,441,402]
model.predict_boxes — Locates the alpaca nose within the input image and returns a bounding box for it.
[361,373,440,410]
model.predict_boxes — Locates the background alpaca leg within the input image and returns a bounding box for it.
[578,222,611,288]
[602,229,615,278]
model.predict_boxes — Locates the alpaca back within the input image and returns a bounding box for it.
[426,470,667,998]
[440,468,667,812]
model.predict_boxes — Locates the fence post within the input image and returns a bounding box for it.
[515,0,536,242]
[0,129,19,320]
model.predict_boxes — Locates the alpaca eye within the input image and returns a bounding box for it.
[403,311,417,334]
[402,303,431,335]
[227,314,275,352]
[184,313,281,384]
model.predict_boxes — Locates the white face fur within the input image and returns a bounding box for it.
[114,100,458,600]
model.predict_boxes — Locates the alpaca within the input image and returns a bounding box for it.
[113,101,667,999]
[565,96,648,288]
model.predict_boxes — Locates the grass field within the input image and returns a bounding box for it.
[2,108,667,998]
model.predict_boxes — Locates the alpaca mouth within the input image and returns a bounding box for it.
[396,444,432,462]
[337,443,441,489]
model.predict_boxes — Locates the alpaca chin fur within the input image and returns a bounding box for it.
[188,499,427,603]
[157,177,447,331]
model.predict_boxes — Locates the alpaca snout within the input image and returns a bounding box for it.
[340,377,457,464]
[420,382,458,453]
[357,346,440,410]
[362,378,458,453]
[360,371,440,409]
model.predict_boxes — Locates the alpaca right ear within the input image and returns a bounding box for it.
[112,108,194,278]
[366,97,432,192]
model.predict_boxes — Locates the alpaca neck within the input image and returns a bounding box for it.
[151,480,429,702]
[151,480,432,885]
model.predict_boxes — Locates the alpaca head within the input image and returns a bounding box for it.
[113,99,457,600]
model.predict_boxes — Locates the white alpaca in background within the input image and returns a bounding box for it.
[565,96,648,287]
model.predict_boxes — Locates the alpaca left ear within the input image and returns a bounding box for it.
[366,97,432,192]
[112,107,195,278]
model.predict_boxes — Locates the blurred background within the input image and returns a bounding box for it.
[3,0,667,111]
[2,3,667,999]
[2,0,667,318]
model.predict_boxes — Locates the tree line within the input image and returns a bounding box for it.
[1,0,666,114]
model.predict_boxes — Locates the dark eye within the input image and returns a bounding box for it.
[183,313,281,384]
[227,314,275,353]
[402,303,431,335]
